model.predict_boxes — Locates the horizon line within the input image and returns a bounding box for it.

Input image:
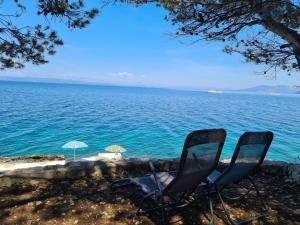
[0,76,298,91]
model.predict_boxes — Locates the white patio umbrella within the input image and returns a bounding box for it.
[62,140,88,160]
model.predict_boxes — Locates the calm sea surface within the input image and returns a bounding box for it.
[0,81,299,162]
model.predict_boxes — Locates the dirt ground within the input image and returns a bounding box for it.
[0,173,299,225]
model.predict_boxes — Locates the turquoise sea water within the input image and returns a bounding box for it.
[0,81,299,162]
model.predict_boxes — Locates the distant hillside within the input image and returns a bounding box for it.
[240,85,299,94]
[0,76,85,85]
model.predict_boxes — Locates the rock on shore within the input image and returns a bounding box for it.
[0,154,65,164]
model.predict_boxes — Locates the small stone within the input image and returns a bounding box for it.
[294,209,300,216]
[36,201,42,206]
[170,215,183,224]
[74,220,79,224]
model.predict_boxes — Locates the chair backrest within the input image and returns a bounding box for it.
[214,131,273,190]
[163,129,226,195]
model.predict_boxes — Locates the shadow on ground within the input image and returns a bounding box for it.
[0,162,299,225]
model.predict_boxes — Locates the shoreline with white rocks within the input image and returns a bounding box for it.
[0,154,299,189]
[0,153,122,173]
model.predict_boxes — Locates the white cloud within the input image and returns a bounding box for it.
[113,71,134,79]
[110,71,146,81]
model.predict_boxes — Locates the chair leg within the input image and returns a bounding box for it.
[136,196,146,215]
[207,186,215,225]
[136,194,167,225]
[216,178,270,225]
[171,192,191,208]
[136,192,155,215]
[160,197,167,225]
[247,176,269,212]
[216,189,236,225]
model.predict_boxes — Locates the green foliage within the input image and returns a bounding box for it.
[36,0,99,28]
[0,0,99,70]
[124,0,300,77]
[1,0,300,77]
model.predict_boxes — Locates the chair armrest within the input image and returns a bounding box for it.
[149,161,163,194]
[207,170,222,184]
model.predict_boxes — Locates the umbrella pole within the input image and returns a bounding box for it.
[74,149,76,160]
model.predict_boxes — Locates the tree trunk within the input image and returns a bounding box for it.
[260,10,300,69]
[295,48,300,69]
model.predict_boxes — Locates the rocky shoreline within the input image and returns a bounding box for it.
[0,155,65,164]
[0,155,299,225]
[0,155,299,186]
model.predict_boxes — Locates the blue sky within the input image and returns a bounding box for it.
[0,1,299,89]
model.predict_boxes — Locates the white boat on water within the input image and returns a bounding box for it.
[267,92,281,96]
[208,90,223,94]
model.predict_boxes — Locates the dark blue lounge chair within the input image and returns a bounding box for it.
[112,129,226,224]
[207,131,274,225]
